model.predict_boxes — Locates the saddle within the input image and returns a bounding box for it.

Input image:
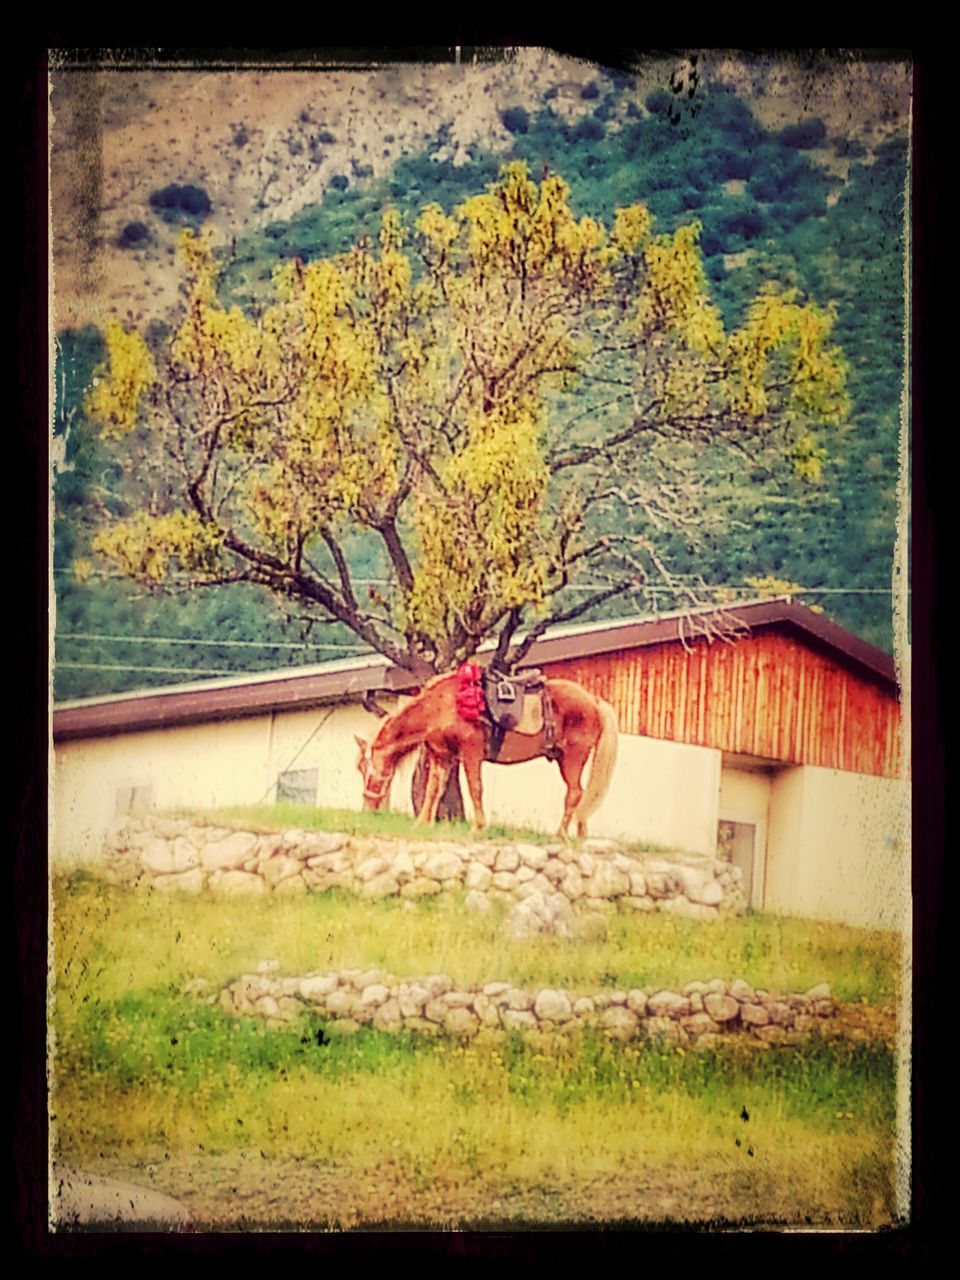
[482,667,559,763]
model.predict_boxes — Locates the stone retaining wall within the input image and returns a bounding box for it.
[200,966,882,1048]
[108,814,745,926]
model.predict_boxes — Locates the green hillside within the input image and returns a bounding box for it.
[53,75,907,700]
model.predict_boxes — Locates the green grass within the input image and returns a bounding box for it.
[49,870,902,1226]
[52,873,901,1004]
[206,802,665,850]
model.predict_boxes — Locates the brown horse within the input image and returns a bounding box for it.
[355,671,619,839]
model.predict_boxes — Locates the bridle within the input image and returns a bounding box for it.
[359,745,393,808]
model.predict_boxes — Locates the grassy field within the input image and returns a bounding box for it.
[49,851,904,1230]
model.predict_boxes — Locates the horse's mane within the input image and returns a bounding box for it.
[372,669,455,751]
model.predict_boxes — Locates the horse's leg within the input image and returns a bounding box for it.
[415,752,443,825]
[460,738,486,832]
[426,759,453,824]
[556,746,590,841]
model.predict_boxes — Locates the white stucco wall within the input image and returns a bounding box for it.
[53,708,724,864]
[53,703,380,865]
[475,733,722,854]
[765,764,910,929]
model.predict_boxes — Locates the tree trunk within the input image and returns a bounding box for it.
[411,747,465,823]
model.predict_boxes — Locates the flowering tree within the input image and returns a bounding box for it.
[87,161,846,680]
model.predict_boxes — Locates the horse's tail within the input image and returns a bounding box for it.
[575,698,619,824]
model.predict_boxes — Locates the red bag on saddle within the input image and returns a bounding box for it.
[455,662,485,723]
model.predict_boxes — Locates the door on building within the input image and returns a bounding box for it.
[717,818,763,909]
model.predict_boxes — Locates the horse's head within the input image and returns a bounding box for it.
[355,733,393,811]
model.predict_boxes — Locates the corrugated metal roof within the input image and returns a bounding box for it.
[52,598,898,742]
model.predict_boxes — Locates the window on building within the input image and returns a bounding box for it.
[114,780,153,817]
[276,768,318,806]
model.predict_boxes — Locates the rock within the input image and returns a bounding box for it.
[728,978,756,1001]
[626,989,648,1016]
[423,850,463,881]
[397,983,430,1017]
[473,994,501,1027]
[465,862,493,892]
[534,989,573,1023]
[373,999,404,1032]
[482,982,512,997]
[584,862,630,899]
[601,1006,640,1041]
[793,1014,823,1035]
[805,983,832,999]
[573,996,596,1017]
[422,974,454,997]
[703,993,740,1023]
[753,1025,791,1045]
[492,871,519,891]
[299,973,340,1001]
[202,831,259,871]
[741,1003,771,1027]
[659,896,718,922]
[494,847,520,873]
[423,998,447,1023]
[141,839,176,874]
[261,854,304,886]
[325,989,358,1018]
[681,1013,721,1037]
[171,837,200,872]
[465,889,492,913]
[560,867,584,899]
[516,844,548,870]
[444,1007,480,1038]
[624,895,655,912]
[355,856,388,882]
[645,870,681,898]
[440,990,476,1009]
[302,833,348,856]
[516,874,554,900]
[577,850,596,877]
[627,870,647,896]
[151,868,205,894]
[359,983,391,1008]
[391,849,415,880]
[764,1000,795,1027]
[503,987,534,1011]
[647,990,691,1019]
[510,892,572,938]
[643,1016,682,1044]
[501,1008,537,1033]
[361,871,400,898]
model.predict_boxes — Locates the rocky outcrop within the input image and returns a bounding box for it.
[108,815,746,919]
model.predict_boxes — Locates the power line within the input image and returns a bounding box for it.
[55,632,366,651]
[55,661,244,676]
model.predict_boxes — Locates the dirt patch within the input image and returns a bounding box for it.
[59,1147,894,1231]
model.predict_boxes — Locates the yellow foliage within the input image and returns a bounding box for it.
[86,162,850,660]
[636,223,723,353]
[85,320,157,439]
[92,512,223,584]
[726,288,847,426]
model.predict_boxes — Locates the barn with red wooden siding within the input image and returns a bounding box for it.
[53,598,907,929]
